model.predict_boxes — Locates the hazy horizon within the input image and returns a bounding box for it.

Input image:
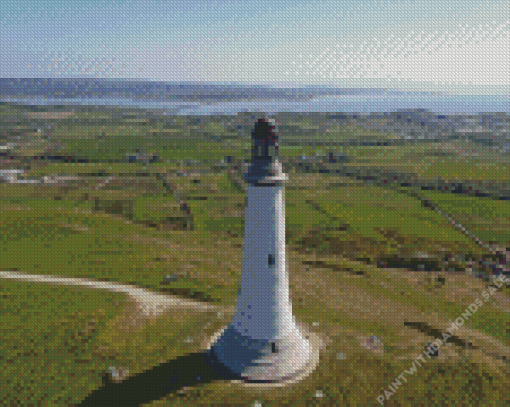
[1,0,508,96]
[1,77,508,115]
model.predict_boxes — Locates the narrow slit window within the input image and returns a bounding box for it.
[271,342,278,353]
[268,254,275,266]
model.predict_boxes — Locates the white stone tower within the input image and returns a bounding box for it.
[208,118,314,382]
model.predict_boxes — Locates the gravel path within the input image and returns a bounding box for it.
[0,271,224,318]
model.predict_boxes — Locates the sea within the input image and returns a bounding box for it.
[0,78,508,117]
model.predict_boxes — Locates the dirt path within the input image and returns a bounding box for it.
[0,271,227,320]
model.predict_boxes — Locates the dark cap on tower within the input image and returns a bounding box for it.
[244,118,287,185]
[251,118,279,159]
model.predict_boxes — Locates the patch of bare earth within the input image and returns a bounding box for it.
[57,222,91,233]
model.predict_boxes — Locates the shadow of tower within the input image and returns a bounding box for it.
[77,350,239,406]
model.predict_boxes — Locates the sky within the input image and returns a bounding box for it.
[0,0,508,95]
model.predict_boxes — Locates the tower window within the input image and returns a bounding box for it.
[268,254,275,266]
[271,342,278,353]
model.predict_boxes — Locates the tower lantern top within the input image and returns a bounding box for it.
[244,118,287,185]
[251,118,279,159]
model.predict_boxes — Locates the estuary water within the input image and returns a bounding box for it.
[1,78,508,116]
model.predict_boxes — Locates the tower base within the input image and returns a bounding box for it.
[206,322,319,384]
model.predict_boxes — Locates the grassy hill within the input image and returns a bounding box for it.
[1,171,509,406]
[1,106,508,405]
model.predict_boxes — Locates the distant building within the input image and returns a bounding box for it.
[0,169,25,183]
[0,142,16,157]
[328,152,350,163]
[126,151,159,163]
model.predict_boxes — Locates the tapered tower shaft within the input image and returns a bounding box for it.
[231,184,293,340]
[209,118,313,382]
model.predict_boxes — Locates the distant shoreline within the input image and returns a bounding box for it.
[1,100,508,119]
[1,77,508,117]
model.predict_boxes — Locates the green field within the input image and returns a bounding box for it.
[1,218,507,405]
[1,105,509,406]
[0,279,226,406]
[0,279,129,405]
[421,160,509,182]
[418,190,510,246]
